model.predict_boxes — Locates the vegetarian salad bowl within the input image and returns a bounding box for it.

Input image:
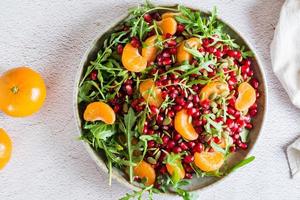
[74,2,267,199]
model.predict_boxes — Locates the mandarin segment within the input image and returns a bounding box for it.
[139,79,163,107]
[0,128,12,170]
[122,43,147,72]
[133,160,156,186]
[83,102,116,124]
[174,109,199,141]
[157,17,177,36]
[142,35,158,63]
[177,37,202,63]
[194,151,225,172]
[200,81,229,100]
[235,82,256,111]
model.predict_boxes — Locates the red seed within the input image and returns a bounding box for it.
[213,137,220,144]
[184,155,194,163]
[185,102,194,109]
[167,140,176,149]
[229,146,236,152]
[156,115,164,124]
[245,123,253,129]
[187,141,196,148]
[130,37,140,48]
[227,50,238,58]
[176,24,185,33]
[173,146,182,153]
[200,99,210,110]
[150,105,159,114]
[185,173,193,179]
[236,118,245,127]
[193,143,203,153]
[247,70,254,76]
[186,107,196,116]
[226,118,235,129]
[243,59,251,67]
[241,65,249,74]
[249,109,258,117]
[169,47,177,55]
[179,142,188,151]
[143,13,152,23]
[143,126,148,134]
[147,140,155,148]
[162,135,170,145]
[250,78,259,89]
[148,129,154,135]
[174,105,183,111]
[207,46,217,54]
[214,50,224,58]
[174,133,182,141]
[117,44,123,55]
[175,96,185,106]
[90,70,98,80]
[151,12,161,21]
[166,40,177,47]
[227,107,236,115]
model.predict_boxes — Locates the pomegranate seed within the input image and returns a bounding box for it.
[228,98,236,107]
[187,141,196,148]
[229,146,236,152]
[193,143,203,153]
[251,78,259,89]
[90,70,98,80]
[214,50,224,58]
[162,135,170,145]
[114,104,120,113]
[169,47,177,55]
[162,57,172,65]
[117,44,123,55]
[192,110,201,118]
[202,38,210,48]
[125,85,133,95]
[193,119,202,127]
[148,140,155,148]
[239,142,248,149]
[159,166,167,174]
[184,164,194,173]
[166,40,177,47]
[179,142,188,151]
[185,102,194,109]
[207,46,217,54]
[143,13,152,23]
[143,126,148,134]
[249,109,258,117]
[243,59,251,67]
[228,77,237,85]
[173,146,182,153]
[161,91,168,99]
[156,115,164,124]
[245,123,253,129]
[187,107,197,116]
[193,95,200,104]
[167,140,175,149]
[174,105,183,111]
[176,24,185,33]
[227,107,236,115]
[150,105,159,114]
[151,12,161,21]
[236,118,245,127]
[247,70,254,76]
[241,65,249,74]
[200,99,210,110]
[175,96,185,106]
[174,133,182,141]
[213,137,220,144]
[256,91,260,98]
[148,129,154,135]
[226,118,235,129]
[184,155,194,163]
[185,173,193,179]
[227,50,238,58]
[236,51,242,59]
[130,37,140,48]
[162,51,170,58]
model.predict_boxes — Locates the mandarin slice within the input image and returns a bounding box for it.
[177,37,202,63]
[194,151,225,172]
[157,17,177,36]
[174,109,199,141]
[139,79,163,107]
[161,12,181,19]
[200,81,229,100]
[83,102,116,124]
[121,43,147,72]
[0,128,12,170]
[235,82,256,111]
[142,35,158,63]
[133,160,156,186]
[166,160,185,182]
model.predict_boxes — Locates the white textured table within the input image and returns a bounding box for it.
[1,0,300,199]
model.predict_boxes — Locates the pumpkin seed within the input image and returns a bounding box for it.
[147,157,157,165]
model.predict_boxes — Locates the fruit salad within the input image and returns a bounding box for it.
[78,3,259,199]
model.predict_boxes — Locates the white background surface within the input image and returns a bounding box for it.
[1,0,300,199]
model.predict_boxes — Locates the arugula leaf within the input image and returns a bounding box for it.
[84,122,116,141]
[228,156,255,174]
[122,108,138,183]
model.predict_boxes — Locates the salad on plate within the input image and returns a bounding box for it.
[78,2,259,199]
